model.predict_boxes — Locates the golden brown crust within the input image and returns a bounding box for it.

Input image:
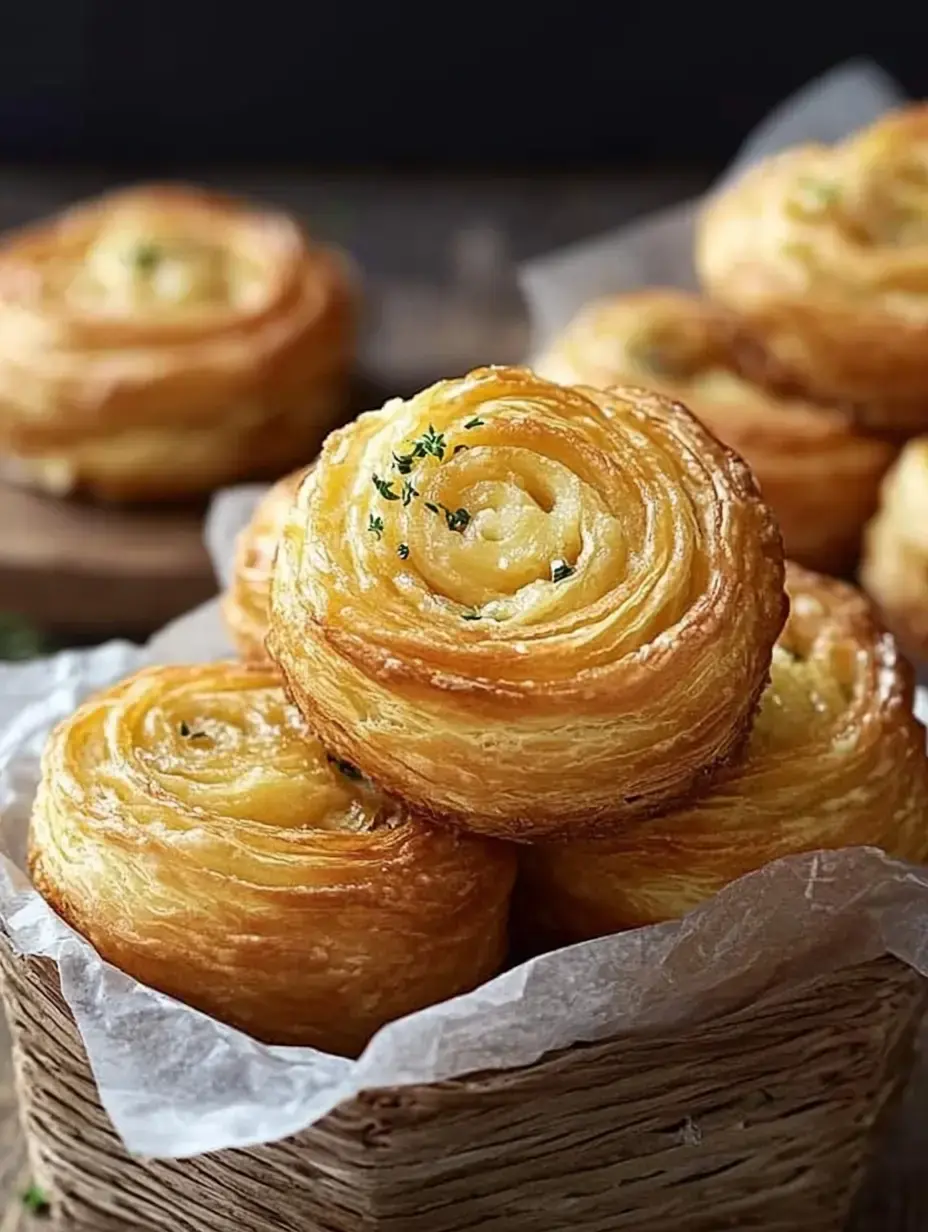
[534,290,897,574]
[267,365,787,842]
[696,105,928,425]
[517,562,928,946]
[222,468,307,660]
[860,438,928,663]
[0,184,356,501]
[27,661,515,1056]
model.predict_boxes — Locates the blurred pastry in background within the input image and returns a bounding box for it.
[696,105,928,432]
[0,184,356,502]
[223,467,305,660]
[533,290,896,575]
[518,563,928,947]
[861,437,928,664]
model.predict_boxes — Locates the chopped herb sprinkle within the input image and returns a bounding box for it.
[464,416,484,429]
[413,425,446,461]
[368,514,385,539]
[21,1184,50,1216]
[462,608,482,621]
[397,543,410,559]
[424,501,439,514]
[453,444,469,455]
[551,560,575,583]
[401,478,419,506]
[443,506,471,533]
[372,474,400,501]
[327,755,363,780]
[131,242,162,273]
[392,451,415,475]
[178,720,207,739]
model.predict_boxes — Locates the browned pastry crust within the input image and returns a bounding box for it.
[268,365,787,842]
[28,662,516,1056]
[0,184,356,501]
[222,468,306,660]
[517,563,928,946]
[534,289,897,574]
[696,105,928,429]
[861,437,928,664]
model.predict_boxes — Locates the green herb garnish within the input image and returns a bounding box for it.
[179,720,191,737]
[372,474,400,501]
[179,721,207,739]
[397,543,409,560]
[392,451,415,475]
[368,514,385,539]
[327,755,363,780]
[131,242,162,274]
[412,425,446,461]
[423,502,471,533]
[464,417,484,429]
[462,608,481,621]
[442,506,471,533]
[401,479,418,506]
[453,444,469,455]
[551,561,575,583]
[21,1184,50,1217]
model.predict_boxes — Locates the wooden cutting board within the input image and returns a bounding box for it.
[0,479,216,642]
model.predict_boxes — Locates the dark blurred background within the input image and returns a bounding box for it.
[0,4,925,170]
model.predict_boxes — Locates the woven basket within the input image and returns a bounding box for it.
[0,937,924,1232]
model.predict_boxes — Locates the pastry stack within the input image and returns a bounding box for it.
[535,104,928,667]
[28,366,928,1059]
[0,185,355,502]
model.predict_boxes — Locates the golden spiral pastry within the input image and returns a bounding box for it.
[534,290,897,574]
[28,662,515,1056]
[861,437,928,664]
[697,105,928,429]
[517,563,928,946]
[0,184,356,501]
[268,365,787,841]
[222,468,305,660]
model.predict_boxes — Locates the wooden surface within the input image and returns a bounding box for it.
[0,166,705,641]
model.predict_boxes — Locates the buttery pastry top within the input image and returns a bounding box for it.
[861,437,928,663]
[268,365,787,841]
[534,289,896,573]
[696,104,928,422]
[222,468,306,660]
[28,661,515,1056]
[0,184,356,500]
[518,563,928,944]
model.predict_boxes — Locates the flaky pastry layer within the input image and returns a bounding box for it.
[517,563,928,944]
[861,437,928,663]
[268,365,787,841]
[222,468,306,660]
[28,662,515,1056]
[697,105,928,426]
[0,184,356,500]
[534,290,896,574]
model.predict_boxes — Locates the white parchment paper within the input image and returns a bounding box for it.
[3,62,928,1165]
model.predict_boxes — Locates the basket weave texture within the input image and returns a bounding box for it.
[0,938,923,1232]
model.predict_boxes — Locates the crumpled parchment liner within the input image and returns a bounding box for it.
[3,60,928,1165]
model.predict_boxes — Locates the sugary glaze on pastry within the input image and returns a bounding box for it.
[223,468,306,660]
[534,290,897,574]
[28,662,515,1055]
[0,184,356,500]
[268,365,787,841]
[518,563,928,943]
[697,104,928,427]
[861,437,928,663]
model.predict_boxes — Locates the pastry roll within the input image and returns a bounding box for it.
[861,437,928,664]
[28,662,515,1056]
[534,290,896,574]
[268,365,787,841]
[517,564,928,945]
[696,105,928,429]
[222,468,305,660]
[0,184,355,501]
